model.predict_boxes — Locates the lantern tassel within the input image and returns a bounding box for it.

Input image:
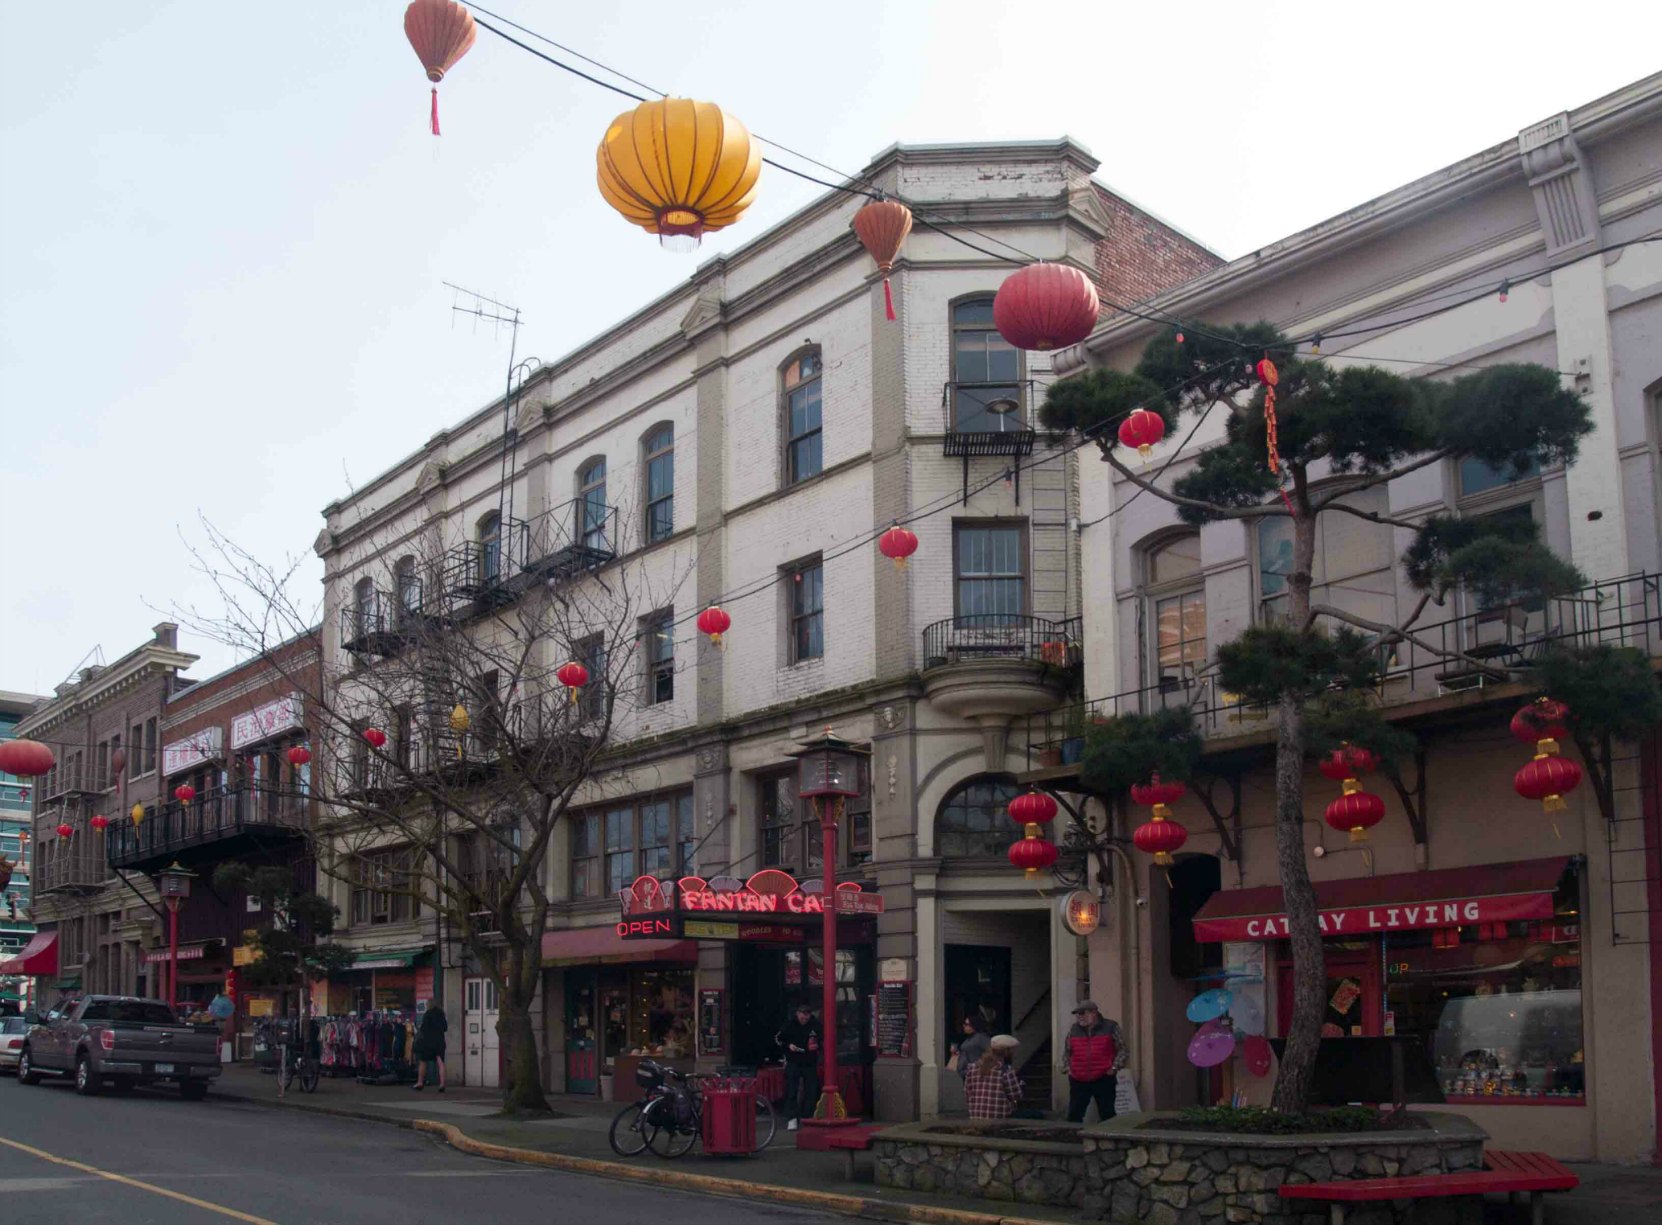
[431,87,441,137]
[883,277,896,321]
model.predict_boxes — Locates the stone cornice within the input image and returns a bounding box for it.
[16,648,196,739]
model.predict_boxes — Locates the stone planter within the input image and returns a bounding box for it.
[873,1120,1091,1207]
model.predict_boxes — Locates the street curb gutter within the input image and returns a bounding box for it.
[411,1120,1061,1225]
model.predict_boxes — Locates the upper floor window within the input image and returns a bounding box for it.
[643,425,675,544]
[644,611,674,706]
[129,717,157,777]
[783,350,823,485]
[1257,486,1394,627]
[1458,456,1540,500]
[1145,532,1205,692]
[578,458,609,551]
[571,792,694,898]
[758,766,870,873]
[787,557,824,663]
[936,774,1019,858]
[349,847,422,926]
[478,512,503,584]
[951,298,1021,433]
[955,523,1025,621]
[394,556,420,624]
[353,576,375,627]
[576,633,607,722]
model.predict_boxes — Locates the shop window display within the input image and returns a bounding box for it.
[598,967,694,1068]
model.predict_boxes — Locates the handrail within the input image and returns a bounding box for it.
[922,613,1083,671]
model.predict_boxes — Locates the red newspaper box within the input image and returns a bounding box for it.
[700,1077,757,1156]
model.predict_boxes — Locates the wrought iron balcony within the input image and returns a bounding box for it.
[940,380,1038,459]
[922,614,1082,672]
[524,497,617,581]
[341,579,428,657]
[36,834,105,893]
[439,516,530,612]
[40,759,100,801]
[107,784,308,872]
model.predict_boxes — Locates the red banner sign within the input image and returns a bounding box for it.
[1192,891,1555,943]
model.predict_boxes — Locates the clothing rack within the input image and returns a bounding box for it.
[313,1010,419,1085]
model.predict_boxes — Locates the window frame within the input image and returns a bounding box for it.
[781,348,824,487]
[578,457,609,551]
[1141,530,1207,694]
[643,610,675,707]
[785,555,825,664]
[935,772,1020,859]
[757,765,870,874]
[642,425,675,546]
[394,555,420,625]
[952,520,1029,621]
[576,633,607,722]
[571,791,695,899]
[349,847,422,927]
[477,511,503,585]
[949,295,1024,434]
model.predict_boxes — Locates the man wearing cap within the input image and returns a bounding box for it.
[1064,1000,1128,1123]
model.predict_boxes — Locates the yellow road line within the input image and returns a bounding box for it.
[0,1136,279,1225]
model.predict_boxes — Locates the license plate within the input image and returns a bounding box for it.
[154,1063,175,1074]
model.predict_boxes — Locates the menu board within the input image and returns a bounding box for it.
[699,988,725,1057]
[875,981,911,1058]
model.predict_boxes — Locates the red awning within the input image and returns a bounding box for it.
[0,930,59,977]
[1192,857,1570,943]
[541,925,696,967]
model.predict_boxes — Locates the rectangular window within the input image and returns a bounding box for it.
[1459,456,1540,499]
[393,705,413,772]
[474,670,500,752]
[638,797,672,879]
[645,612,674,706]
[788,559,824,663]
[676,793,696,877]
[644,428,675,544]
[784,352,823,485]
[572,812,601,899]
[571,792,695,898]
[578,634,607,722]
[350,848,421,926]
[954,524,1025,621]
[759,772,799,869]
[1155,590,1207,688]
[605,806,635,893]
[951,299,1022,433]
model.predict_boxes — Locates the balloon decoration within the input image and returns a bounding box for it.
[287,746,312,768]
[1117,408,1166,461]
[0,738,55,778]
[1008,831,1059,880]
[1241,1034,1274,1078]
[1185,988,1232,1023]
[56,822,74,839]
[556,660,591,704]
[851,198,913,321]
[1187,1023,1236,1068]
[1319,744,1385,842]
[363,728,388,749]
[403,0,477,136]
[1511,698,1581,815]
[991,263,1100,352]
[878,524,919,570]
[596,98,763,252]
[1130,773,1188,866]
[173,784,196,804]
[697,605,732,648]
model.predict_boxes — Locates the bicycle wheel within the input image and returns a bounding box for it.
[750,1094,777,1151]
[646,1101,699,1158]
[298,1058,320,1094]
[608,1101,653,1157]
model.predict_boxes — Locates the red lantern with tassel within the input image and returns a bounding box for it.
[111,747,127,779]
[1008,833,1059,879]
[287,745,312,768]
[878,524,919,570]
[1132,815,1188,866]
[697,606,731,648]
[992,263,1100,352]
[1130,773,1186,815]
[403,0,477,136]
[1318,743,1379,785]
[1007,790,1058,827]
[174,784,196,804]
[1514,754,1582,813]
[363,728,388,749]
[90,814,110,832]
[851,198,912,321]
[1324,790,1385,842]
[0,738,55,778]
[56,822,74,839]
[556,660,591,704]
[1511,698,1570,747]
[1117,408,1166,460]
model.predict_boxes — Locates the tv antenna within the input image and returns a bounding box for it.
[444,282,540,531]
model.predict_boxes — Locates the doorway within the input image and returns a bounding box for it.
[1276,948,1381,1039]
[944,944,1012,1048]
[565,970,598,1095]
[464,976,501,1088]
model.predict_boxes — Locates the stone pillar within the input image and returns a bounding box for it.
[687,278,729,728]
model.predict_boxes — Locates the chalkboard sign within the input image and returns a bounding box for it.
[699,988,724,1057]
[875,981,911,1058]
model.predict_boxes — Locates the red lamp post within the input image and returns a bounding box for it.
[157,862,196,1014]
[788,729,869,1130]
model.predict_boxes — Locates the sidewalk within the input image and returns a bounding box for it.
[211,1066,1662,1224]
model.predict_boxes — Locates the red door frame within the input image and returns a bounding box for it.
[1275,945,1383,1038]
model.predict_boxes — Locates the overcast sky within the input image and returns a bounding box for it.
[2,1,1656,692]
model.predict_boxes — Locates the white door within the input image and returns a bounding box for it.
[464,977,500,1088]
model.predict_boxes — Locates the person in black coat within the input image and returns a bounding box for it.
[774,1002,821,1130]
[413,1005,448,1091]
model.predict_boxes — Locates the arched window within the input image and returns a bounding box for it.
[950,297,1020,433]
[478,512,502,584]
[642,425,674,544]
[394,556,420,625]
[782,349,823,485]
[1144,532,1205,692]
[578,458,608,550]
[936,774,1020,858]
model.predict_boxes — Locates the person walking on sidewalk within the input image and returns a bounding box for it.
[412,1004,447,1092]
[1064,1000,1127,1124]
[964,1035,1024,1120]
[775,1001,821,1131]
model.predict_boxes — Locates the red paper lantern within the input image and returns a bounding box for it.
[1511,698,1570,747]
[403,0,476,136]
[363,728,388,749]
[1008,834,1059,879]
[287,745,312,767]
[878,524,919,570]
[851,198,913,321]
[56,822,74,839]
[174,784,196,804]
[556,660,591,704]
[992,263,1100,352]
[111,747,127,778]
[1007,790,1058,827]
[1514,753,1582,813]
[1324,790,1386,842]
[1130,773,1186,812]
[0,738,55,778]
[90,814,110,832]
[1132,815,1188,866]
[1117,408,1167,460]
[697,605,731,647]
[1318,744,1378,784]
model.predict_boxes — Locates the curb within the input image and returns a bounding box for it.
[411,1119,1063,1225]
[212,1087,425,1130]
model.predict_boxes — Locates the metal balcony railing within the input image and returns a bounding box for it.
[439,516,530,611]
[107,784,309,870]
[940,380,1039,457]
[37,838,106,892]
[1023,572,1662,760]
[524,497,617,580]
[922,614,1083,671]
[40,759,98,800]
[340,579,428,656]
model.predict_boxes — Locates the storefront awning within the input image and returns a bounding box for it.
[0,931,58,977]
[1192,856,1570,943]
[345,947,432,971]
[542,925,696,966]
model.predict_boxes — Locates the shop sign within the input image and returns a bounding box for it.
[1194,892,1555,943]
[145,945,207,964]
[162,726,224,775]
[230,694,304,750]
[1060,890,1101,936]
[618,871,884,920]
[233,946,259,966]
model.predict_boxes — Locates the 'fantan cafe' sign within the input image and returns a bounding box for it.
[617,870,883,940]
[1193,892,1556,943]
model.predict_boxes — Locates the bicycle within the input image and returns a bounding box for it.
[607,1059,776,1158]
[277,1040,320,1095]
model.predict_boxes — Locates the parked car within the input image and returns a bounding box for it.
[0,1015,27,1073]
[18,995,222,1098]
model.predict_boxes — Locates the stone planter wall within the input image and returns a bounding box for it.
[874,1122,1091,1207]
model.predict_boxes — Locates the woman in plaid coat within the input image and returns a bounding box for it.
[964,1034,1023,1119]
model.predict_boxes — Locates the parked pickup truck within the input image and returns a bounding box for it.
[18,995,221,1099]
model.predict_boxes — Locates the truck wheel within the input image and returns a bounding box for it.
[17,1048,40,1086]
[180,1081,209,1101]
[75,1054,102,1096]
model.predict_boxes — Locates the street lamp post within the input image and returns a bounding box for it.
[156,862,196,1013]
[789,729,868,1130]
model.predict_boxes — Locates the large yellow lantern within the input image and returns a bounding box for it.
[596,98,762,252]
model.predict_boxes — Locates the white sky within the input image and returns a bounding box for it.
[2,0,1657,691]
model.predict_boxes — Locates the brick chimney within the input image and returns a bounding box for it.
[153,622,178,649]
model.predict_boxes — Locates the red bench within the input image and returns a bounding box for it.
[793,1123,883,1178]
[1279,1149,1578,1225]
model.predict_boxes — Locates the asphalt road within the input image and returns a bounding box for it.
[0,1073,841,1224]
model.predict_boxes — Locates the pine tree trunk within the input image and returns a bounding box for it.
[1270,502,1323,1114]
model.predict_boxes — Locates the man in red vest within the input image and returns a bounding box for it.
[1064,1000,1128,1123]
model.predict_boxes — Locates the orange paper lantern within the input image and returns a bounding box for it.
[403,0,476,136]
[851,198,913,320]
